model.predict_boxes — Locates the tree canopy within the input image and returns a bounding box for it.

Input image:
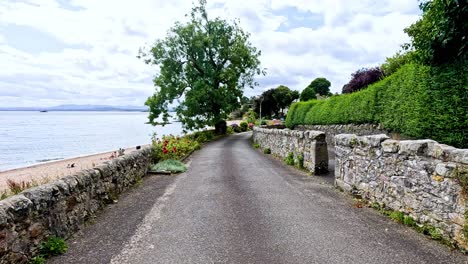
[300,77,331,101]
[141,0,263,132]
[404,0,467,65]
[342,67,383,94]
[254,85,299,118]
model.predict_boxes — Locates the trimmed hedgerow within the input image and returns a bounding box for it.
[286,63,468,148]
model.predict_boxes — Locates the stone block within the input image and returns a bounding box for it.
[357,134,389,147]
[398,140,436,156]
[334,134,357,147]
[434,163,457,178]
[382,139,400,153]
[449,149,468,165]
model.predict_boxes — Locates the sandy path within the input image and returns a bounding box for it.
[0,146,149,194]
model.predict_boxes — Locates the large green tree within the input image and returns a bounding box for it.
[404,0,467,65]
[141,0,263,133]
[272,85,299,115]
[300,77,331,101]
[253,85,299,118]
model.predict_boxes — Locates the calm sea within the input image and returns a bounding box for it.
[0,111,183,171]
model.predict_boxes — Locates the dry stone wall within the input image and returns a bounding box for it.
[296,124,389,147]
[334,134,468,249]
[253,127,328,174]
[0,147,153,263]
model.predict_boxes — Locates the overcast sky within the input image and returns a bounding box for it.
[0,0,421,107]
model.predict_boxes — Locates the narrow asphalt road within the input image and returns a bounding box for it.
[51,132,467,264]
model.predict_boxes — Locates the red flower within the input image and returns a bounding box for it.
[163,147,168,154]
[172,146,177,153]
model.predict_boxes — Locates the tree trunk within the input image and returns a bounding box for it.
[215,120,227,135]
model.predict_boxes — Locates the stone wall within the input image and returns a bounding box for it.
[334,134,468,249]
[296,124,390,147]
[253,127,328,174]
[0,147,153,263]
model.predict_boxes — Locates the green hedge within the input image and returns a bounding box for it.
[286,63,468,148]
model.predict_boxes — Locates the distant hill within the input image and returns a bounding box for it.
[0,104,149,112]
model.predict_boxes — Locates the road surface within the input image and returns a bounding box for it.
[51,132,467,264]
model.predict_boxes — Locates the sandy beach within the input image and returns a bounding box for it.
[0,146,148,194]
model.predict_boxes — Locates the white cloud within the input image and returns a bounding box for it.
[0,0,421,107]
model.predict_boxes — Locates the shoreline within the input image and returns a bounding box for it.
[0,144,149,173]
[0,145,150,194]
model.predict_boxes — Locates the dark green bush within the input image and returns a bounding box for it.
[263,148,271,154]
[240,121,248,132]
[286,63,468,148]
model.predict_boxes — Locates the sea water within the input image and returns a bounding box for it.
[0,111,183,171]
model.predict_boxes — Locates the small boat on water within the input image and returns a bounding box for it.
[39,110,48,113]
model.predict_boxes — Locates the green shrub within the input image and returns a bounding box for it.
[152,134,200,161]
[150,159,187,173]
[263,148,271,154]
[285,152,295,166]
[226,126,234,134]
[245,110,257,124]
[286,63,468,148]
[253,143,260,149]
[230,123,241,133]
[240,121,248,132]
[39,236,68,258]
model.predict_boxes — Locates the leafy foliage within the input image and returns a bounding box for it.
[152,134,200,161]
[285,152,295,166]
[381,51,415,76]
[300,77,331,101]
[342,67,384,94]
[151,159,187,173]
[404,0,467,65]
[141,0,263,131]
[39,237,68,258]
[244,110,257,124]
[273,85,300,114]
[299,86,316,102]
[29,256,46,264]
[297,154,304,169]
[254,85,299,118]
[230,123,241,133]
[263,148,271,154]
[286,63,468,148]
[239,121,248,132]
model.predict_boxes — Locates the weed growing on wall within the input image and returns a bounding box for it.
[296,154,304,169]
[285,152,295,166]
[29,256,46,264]
[38,236,68,259]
